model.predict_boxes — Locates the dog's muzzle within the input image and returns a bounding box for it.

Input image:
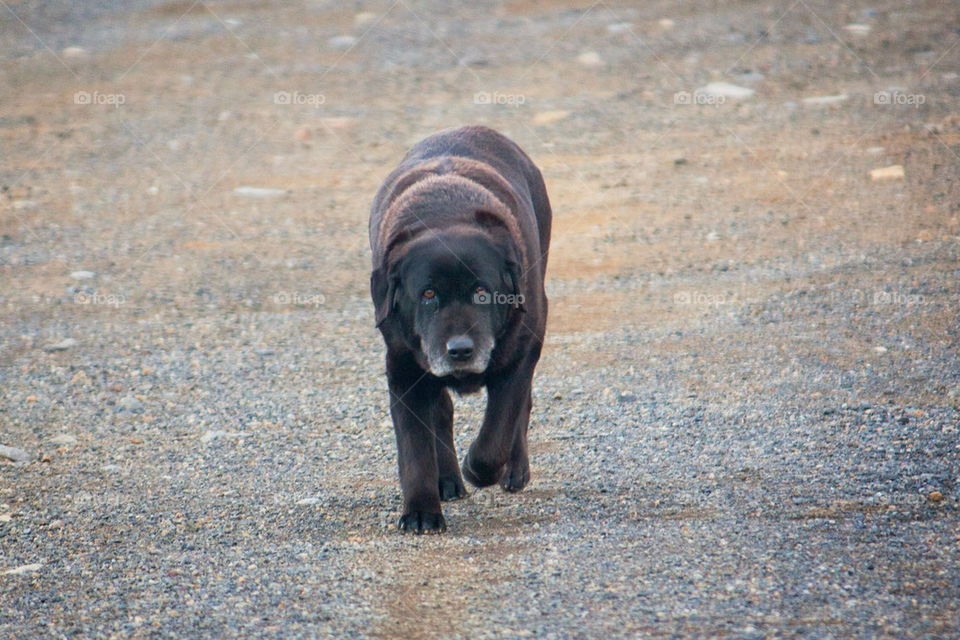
[427,334,492,377]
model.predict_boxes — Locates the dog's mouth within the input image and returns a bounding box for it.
[428,356,489,379]
[425,337,493,378]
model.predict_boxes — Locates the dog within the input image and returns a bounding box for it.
[369,125,552,533]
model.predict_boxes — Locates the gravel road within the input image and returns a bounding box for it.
[2,1,959,638]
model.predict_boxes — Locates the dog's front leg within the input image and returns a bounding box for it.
[387,353,446,533]
[462,356,536,490]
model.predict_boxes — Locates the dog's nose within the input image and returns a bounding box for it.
[446,336,475,361]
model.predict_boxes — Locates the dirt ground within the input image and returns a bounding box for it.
[2,1,959,638]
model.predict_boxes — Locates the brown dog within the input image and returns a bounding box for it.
[370,126,552,533]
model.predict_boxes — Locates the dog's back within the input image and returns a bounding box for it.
[370,126,551,275]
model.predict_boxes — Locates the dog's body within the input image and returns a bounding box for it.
[370,126,552,533]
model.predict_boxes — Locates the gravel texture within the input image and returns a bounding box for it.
[2,0,959,638]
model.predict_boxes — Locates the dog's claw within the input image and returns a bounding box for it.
[499,461,530,492]
[439,477,468,501]
[398,511,447,534]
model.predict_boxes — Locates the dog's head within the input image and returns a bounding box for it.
[372,225,523,379]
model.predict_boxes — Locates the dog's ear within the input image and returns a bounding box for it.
[371,262,399,327]
[500,246,525,313]
[503,258,524,312]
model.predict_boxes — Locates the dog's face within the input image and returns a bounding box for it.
[375,229,522,379]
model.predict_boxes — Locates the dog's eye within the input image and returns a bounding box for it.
[422,289,436,300]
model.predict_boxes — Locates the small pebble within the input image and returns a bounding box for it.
[201,430,250,443]
[4,563,43,576]
[117,395,144,412]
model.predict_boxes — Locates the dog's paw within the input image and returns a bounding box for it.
[499,460,530,493]
[397,510,447,534]
[461,453,504,488]
[439,476,468,501]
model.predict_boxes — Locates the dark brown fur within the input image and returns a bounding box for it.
[370,126,552,533]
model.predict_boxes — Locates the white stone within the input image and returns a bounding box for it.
[328,35,357,50]
[354,12,377,28]
[233,186,288,197]
[532,111,571,125]
[577,51,604,67]
[696,82,755,99]
[801,94,848,106]
[606,22,632,34]
[869,165,904,181]
[843,24,871,36]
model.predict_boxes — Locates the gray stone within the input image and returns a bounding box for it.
[43,338,78,353]
[116,396,144,412]
[0,445,31,464]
